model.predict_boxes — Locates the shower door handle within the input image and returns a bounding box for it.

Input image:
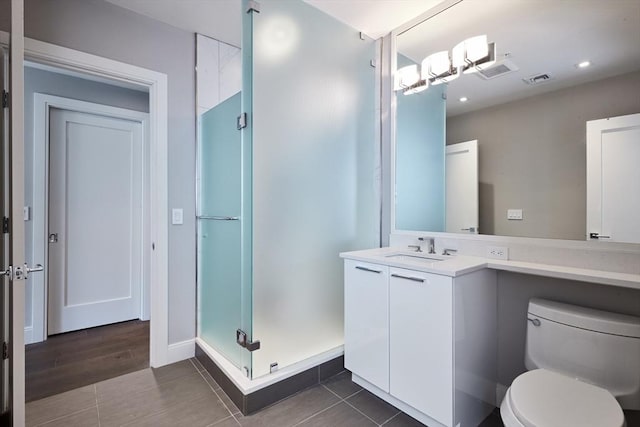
[48,233,58,243]
[197,216,240,221]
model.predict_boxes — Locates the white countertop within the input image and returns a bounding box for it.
[340,247,640,290]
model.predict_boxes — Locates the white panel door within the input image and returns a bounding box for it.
[446,140,478,234]
[48,108,143,335]
[587,113,640,244]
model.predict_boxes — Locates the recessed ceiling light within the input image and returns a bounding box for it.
[577,61,591,68]
[459,97,468,102]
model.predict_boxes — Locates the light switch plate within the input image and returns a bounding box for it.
[507,209,523,220]
[172,208,184,225]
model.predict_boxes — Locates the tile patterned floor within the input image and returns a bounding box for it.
[26,359,433,427]
[26,357,640,427]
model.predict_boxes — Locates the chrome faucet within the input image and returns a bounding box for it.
[407,245,422,252]
[442,248,458,256]
[418,237,435,254]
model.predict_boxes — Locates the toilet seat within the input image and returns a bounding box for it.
[502,369,625,427]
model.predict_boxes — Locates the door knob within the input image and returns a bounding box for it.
[48,233,58,243]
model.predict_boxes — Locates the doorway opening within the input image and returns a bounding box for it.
[24,64,152,401]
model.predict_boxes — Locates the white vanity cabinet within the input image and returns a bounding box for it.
[344,257,497,427]
[344,259,390,392]
[389,268,453,426]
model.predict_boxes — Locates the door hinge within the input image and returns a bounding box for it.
[236,329,260,352]
[1,90,8,108]
[237,112,247,130]
[2,217,9,234]
[2,342,8,360]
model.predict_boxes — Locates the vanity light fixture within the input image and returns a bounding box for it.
[394,34,495,95]
[452,35,496,74]
[394,64,421,91]
[576,60,591,68]
[421,50,459,85]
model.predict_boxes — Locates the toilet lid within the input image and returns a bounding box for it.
[509,369,625,427]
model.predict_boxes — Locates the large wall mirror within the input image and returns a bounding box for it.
[393,0,640,241]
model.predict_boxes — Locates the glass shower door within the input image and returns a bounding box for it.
[197,92,251,372]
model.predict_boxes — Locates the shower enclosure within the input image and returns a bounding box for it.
[197,0,378,381]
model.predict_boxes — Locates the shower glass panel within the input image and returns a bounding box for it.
[197,92,251,371]
[247,0,378,377]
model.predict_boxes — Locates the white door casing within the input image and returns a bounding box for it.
[10,34,170,367]
[47,107,146,335]
[587,113,640,244]
[446,140,479,234]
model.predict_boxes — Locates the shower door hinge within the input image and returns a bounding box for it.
[237,112,247,130]
[246,0,260,14]
[2,90,8,108]
[2,217,9,234]
[236,329,260,352]
[2,342,8,360]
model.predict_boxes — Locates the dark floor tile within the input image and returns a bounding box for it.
[298,402,376,427]
[318,356,345,381]
[474,407,503,427]
[38,407,99,427]
[239,385,340,427]
[201,370,223,392]
[321,371,362,399]
[120,393,231,427]
[625,410,640,427]
[211,416,242,427]
[215,387,242,415]
[346,390,400,425]
[26,385,96,426]
[98,371,215,427]
[96,360,198,403]
[382,412,427,427]
[190,357,207,372]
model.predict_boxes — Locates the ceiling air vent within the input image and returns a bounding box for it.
[523,73,555,85]
[475,59,519,80]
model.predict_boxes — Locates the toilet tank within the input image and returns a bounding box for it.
[524,298,640,410]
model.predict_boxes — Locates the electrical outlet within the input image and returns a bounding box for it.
[486,246,509,260]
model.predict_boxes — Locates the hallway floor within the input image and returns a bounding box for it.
[25,320,150,402]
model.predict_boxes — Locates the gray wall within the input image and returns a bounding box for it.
[12,0,197,344]
[23,66,149,330]
[447,71,640,240]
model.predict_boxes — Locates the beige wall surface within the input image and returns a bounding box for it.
[447,71,640,240]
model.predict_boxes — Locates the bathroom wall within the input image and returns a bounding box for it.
[13,0,197,345]
[23,66,149,341]
[447,71,640,240]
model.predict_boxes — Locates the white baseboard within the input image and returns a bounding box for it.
[24,326,34,345]
[166,339,195,364]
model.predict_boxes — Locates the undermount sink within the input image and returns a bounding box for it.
[384,253,444,263]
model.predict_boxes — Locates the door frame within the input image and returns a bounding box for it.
[0,31,170,368]
[31,94,150,343]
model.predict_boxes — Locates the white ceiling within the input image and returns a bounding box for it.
[103,0,444,47]
[396,0,640,116]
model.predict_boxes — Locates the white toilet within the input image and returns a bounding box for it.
[500,298,640,427]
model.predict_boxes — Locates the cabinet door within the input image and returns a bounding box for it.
[344,260,389,392]
[390,268,453,427]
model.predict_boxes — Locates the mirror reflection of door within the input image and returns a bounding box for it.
[587,113,640,244]
[445,140,478,234]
